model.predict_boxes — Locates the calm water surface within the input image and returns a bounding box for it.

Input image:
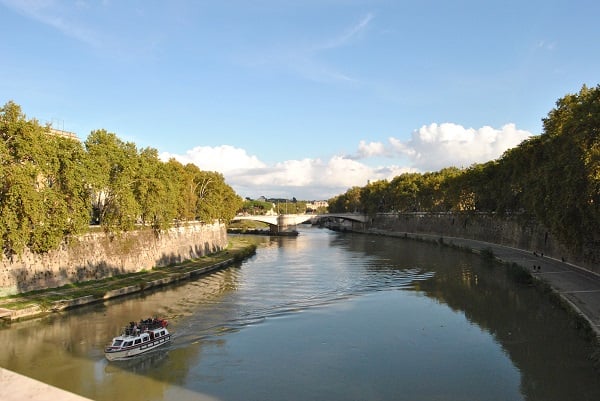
[1,227,598,400]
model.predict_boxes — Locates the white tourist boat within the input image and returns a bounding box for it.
[104,318,171,361]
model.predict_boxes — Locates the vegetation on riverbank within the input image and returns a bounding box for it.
[0,101,243,259]
[329,85,600,260]
[0,237,257,318]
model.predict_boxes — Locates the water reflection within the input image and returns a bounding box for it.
[340,232,600,401]
[0,227,598,401]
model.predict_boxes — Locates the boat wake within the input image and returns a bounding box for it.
[167,265,435,348]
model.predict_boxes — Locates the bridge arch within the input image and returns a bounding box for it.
[231,213,369,234]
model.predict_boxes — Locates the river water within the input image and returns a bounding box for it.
[1,227,598,401]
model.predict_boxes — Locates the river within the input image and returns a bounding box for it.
[1,226,598,401]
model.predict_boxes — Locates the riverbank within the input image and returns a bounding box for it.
[0,237,258,323]
[1,367,93,401]
[367,228,600,357]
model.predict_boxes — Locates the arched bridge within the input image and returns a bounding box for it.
[231,213,369,234]
[313,213,370,223]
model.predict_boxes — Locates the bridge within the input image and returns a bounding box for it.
[231,213,369,234]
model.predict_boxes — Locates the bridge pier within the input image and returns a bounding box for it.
[271,215,299,236]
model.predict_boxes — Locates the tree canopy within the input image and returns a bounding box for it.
[329,85,600,253]
[1,101,242,258]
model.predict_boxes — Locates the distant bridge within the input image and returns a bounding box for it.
[313,213,370,223]
[231,213,369,234]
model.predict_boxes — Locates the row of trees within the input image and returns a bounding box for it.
[329,85,600,252]
[0,101,242,258]
[239,198,328,215]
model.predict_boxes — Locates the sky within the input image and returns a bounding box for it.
[1,0,599,201]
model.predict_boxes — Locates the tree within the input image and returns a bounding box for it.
[240,200,275,215]
[134,147,179,231]
[0,101,89,256]
[85,130,140,232]
[534,85,600,250]
[360,180,390,216]
[194,170,242,223]
[0,101,249,256]
[163,159,192,221]
[48,136,91,237]
[328,186,362,213]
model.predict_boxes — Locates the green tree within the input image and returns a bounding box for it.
[360,180,390,216]
[535,85,600,250]
[162,159,192,221]
[0,101,89,256]
[84,130,140,232]
[328,186,362,213]
[48,136,91,236]
[134,147,179,231]
[194,171,242,223]
[240,200,275,215]
[1,101,250,256]
[388,173,422,212]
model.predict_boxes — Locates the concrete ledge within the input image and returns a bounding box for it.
[51,295,96,311]
[0,367,93,401]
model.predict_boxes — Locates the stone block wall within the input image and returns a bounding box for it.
[371,213,598,274]
[0,222,227,296]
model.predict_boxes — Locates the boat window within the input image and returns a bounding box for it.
[124,341,133,347]
[112,340,123,347]
[159,331,165,336]
[134,339,142,345]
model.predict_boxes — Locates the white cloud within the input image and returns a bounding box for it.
[160,145,265,173]
[403,123,532,170]
[160,145,404,200]
[357,123,532,171]
[357,140,388,158]
[160,122,532,200]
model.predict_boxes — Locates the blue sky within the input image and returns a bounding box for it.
[1,1,598,200]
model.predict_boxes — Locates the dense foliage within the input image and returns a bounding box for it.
[240,200,275,215]
[0,101,242,258]
[329,85,600,252]
[239,198,314,215]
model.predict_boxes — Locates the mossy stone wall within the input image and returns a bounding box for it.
[0,222,227,296]
[372,213,598,274]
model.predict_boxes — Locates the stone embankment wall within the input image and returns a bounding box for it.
[0,222,227,296]
[369,213,598,274]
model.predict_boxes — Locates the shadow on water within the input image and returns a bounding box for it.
[104,348,171,375]
[340,231,600,401]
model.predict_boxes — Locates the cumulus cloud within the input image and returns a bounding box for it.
[356,123,532,171]
[160,145,266,173]
[160,122,532,200]
[356,140,389,158]
[160,145,408,200]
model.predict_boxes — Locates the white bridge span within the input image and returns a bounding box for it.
[231,213,369,234]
